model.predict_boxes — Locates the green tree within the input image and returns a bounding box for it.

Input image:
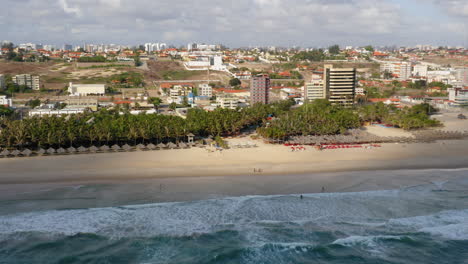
[229,78,242,87]
[328,45,340,55]
[149,97,163,111]
[28,99,41,109]
[364,45,374,52]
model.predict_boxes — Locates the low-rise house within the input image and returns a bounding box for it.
[369,98,401,108]
[29,108,85,117]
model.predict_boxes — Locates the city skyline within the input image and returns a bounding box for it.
[0,0,467,47]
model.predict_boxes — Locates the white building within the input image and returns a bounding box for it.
[448,88,468,107]
[198,84,213,97]
[380,61,412,80]
[144,43,167,53]
[13,74,40,90]
[29,108,85,117]
[304,73,325,101]
[413,64,428,77]
[455,68,468,86]
[0,95,12,107]
[216,95,239,109]
[169,85,192,103]
[210,55,225,71]
[68,83,105,96]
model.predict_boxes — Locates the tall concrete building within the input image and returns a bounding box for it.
[456,67,468,86]
[13,74,40,90]
[304,71,326,101]
[250,74,270,105]
[324,65,357,106]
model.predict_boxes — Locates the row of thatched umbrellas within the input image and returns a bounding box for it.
[281,129,468,145]
[0,142,204,158]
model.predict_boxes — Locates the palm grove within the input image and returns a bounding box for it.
[0,100,439,149]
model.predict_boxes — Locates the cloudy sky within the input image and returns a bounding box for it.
[0,0,467,47]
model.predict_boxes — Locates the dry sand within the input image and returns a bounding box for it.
[0,138,467,185]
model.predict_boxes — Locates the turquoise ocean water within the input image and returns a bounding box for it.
[1,171,467,264]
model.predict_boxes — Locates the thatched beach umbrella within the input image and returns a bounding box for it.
[89,146,99,153]
[100,145,110,152]
[167,142,177,149]
[78,146,88,153]
[0,149,10,157]
[111,144,121,151]
[67,147,77,154]
[146,143,156,150]
[178,142,188,149]
[157,143,166,149]
[136,144,146,150]
[22,149,32,157]
[46,148,56,155]
[37,148,46,155]
[57,148,66,154]
[122,144,132,151]
[11,149,21,157]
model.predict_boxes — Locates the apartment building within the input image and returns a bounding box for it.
[216,95,239,109]
[413,64,428,77]
[169,85,192,103]
[304,72,325,101]
[250,74,270,105]
[324,65,357,106]
[380,61,412,80]
[455,68,468,86]
[198,84,213,97]
[449,88,468,107]
[13,74,40,90]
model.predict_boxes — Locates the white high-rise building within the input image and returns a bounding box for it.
[455,68,468,86]
[413,64,428,77]
[380,61,412,80]
[304,72,325,101]
[144,43,167,53]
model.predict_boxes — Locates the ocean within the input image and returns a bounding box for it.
[0,170,468,264]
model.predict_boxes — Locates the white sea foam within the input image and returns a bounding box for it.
[0,185,466,241]
[332,235,402,246]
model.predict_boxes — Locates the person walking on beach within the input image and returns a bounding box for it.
[300,195,303,199]
[321,186,325,193]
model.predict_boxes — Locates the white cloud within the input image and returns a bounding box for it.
[58,0,82,17]
[0,0,465,46]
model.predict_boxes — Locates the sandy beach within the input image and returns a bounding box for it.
[0,111,467,184]
[0,111,467,214]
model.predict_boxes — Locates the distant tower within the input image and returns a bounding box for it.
[250,74,270,105]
